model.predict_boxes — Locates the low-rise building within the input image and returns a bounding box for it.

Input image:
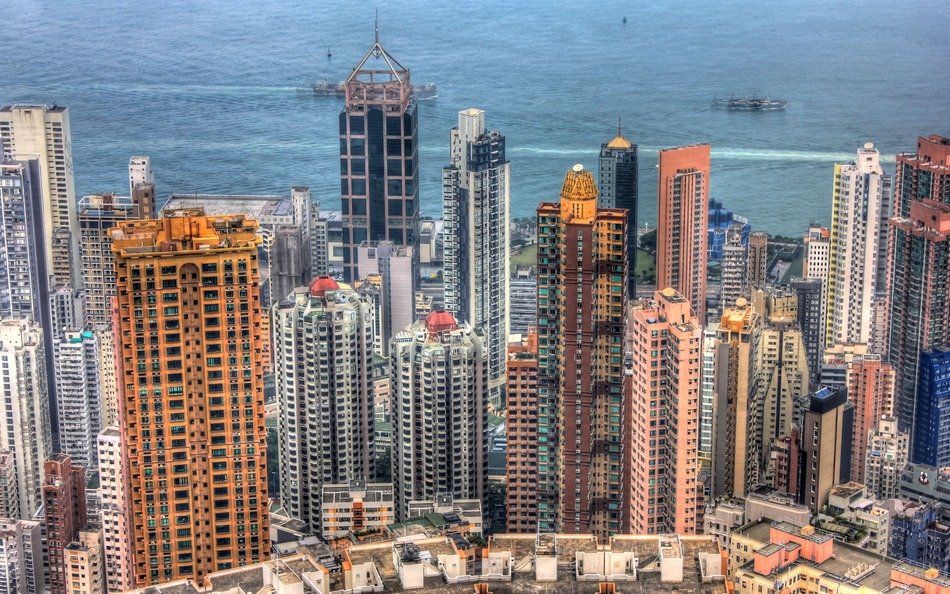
[817,482,890,555]
[321,481,395,540]
[730,518,950,594]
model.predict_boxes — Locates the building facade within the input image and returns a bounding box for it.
[111,210,270,585]
[320,481,394,540]
[356,240,416,353]
[52,329,102,470]
[720,228,747,312]
[442,108,510,407]
[825,143,892,347]
[598,124,638,296]
[865,414,909,500]
[96,427,134,593]
[78,193,140,329]
[537,165,629,536]
[338,32,419,282]
[746,232,768,290]
[0,105,79,288]
[64,526,105,594]
[0,160,46,322]
[390,309,487,521]
[711,300,760,499]
[0,519,43,594]
[504,331,539,533]
[657,144,710,320]
[43,454,87,594]
[0,320,50,519]
[844,354,895,484]
[914,346,950,467]
[273,277,374,534]
[628,289,703,534]
[800,387,853,514]
[887,134,950,434]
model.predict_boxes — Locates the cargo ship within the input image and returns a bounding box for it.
[713,93,787,110]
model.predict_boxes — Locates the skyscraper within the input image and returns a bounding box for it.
[0,160,46,321]
[128,156,153,196]
[747,232,768,290]
[52,329,102,471]
[913,347,950,467]
[537,164,628,536]
[43,453,87,594]
[356,240,416,352]
[0,518,44,594]
[339,28,418,282]
[719,228,747,311]
[845,354,895,484]
[887,134,950,434]
[825,144,892,346]
[504,330,539,533]
[789,277,824,384]
[657,144,710,320]
[78,193,142,329]
[800,386,853,513]
[273,277,374,534]
[111,210,270,585]
[96,427,134,593]
[390,309,487,520]
[0,319,51,518]
[598,122,638,296]
[628,288,702,534]
[0,105,79,289]
[711,299,760,499]
[442,108,510,406]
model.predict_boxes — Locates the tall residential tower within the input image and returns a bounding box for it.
[657,144,710,320]
[443,108,510,406]
[598,122,638,296]
[112,210,270,585]
[537,165,629,537]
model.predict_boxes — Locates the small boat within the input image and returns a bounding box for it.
[327,46,332,58]
[622,16,627,23]
[412,82,437,101]
[312,80,344,97]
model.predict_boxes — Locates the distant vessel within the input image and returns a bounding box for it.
[327,46,332,58]
[413,82,437,101]
[311,80,437,100]
[713,93,787,110]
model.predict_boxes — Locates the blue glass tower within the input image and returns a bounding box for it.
[913,347,950,466]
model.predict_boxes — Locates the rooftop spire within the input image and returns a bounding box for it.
[375,8,379,44]
[618,116,622,138]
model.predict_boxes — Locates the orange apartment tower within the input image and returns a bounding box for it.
[657,144,711,321]
[537,164,629,537]
[111,209,270,586]
[847,355,896,484]
[627,289,703,534]
[504,330,539,532]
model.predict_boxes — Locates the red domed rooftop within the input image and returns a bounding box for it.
[426,307,457,335]
[309,276,340,298]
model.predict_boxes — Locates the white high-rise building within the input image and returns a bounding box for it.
[865,415,909,500]
[0,518,44,594]
[356,241,416,353]
[0,105,79,288]
[390,308,487,520]
[825,143,892,346]
[53,330,102,470]
[0,320,50,519]
[720,227,747,312]
[273,277,374,534]
[64,526,105,594]
[700,324,719,460]
[128,156,153,196]
[442,108,510,407]
[96,427,133,593]
[802,224,830,351]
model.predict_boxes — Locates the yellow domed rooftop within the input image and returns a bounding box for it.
[560,164,598,221]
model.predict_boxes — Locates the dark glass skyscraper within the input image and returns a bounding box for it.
[339,30,419,282]
[598,122,638,296]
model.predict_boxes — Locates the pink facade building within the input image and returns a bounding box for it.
[847,356,896,484]
[657,144,710,321]
[628,288,703,534]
